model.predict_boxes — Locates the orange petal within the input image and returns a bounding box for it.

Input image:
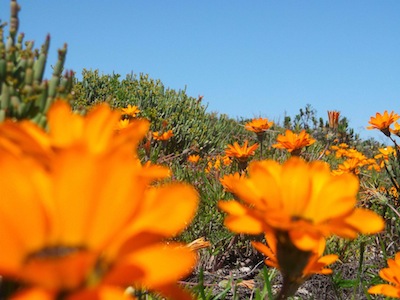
[104,243,197,288]
[289,228,324,251]
[47,100,84,147]
[0,155,49,270]
[218,201,264,234]
[10,288,55,300]
[84,104,120,153]
[69,286,128,300]
[51,151,140,249]
[344,208,385,234]
[368,284,400,297]
[123,183,198,239]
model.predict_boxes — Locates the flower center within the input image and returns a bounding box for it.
[26,245,85,261]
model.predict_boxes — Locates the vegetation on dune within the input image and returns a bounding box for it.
[2,1,400,300]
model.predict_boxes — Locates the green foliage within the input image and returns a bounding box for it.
[73,69,250,156]
[0,0,73,126]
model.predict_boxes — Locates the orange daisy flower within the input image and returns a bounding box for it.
[152,130,174,141]
[369,252,400,298]
[225,140,259,162]
[218,157,384,252]
[0,101,198,299]
[121,104,140,117]
[332,157,365,175]
[187,154,200,164]
[272,129,316,155]
[367,110,400,136]
[244,118,274,134]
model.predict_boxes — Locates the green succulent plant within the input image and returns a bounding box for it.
[0,0,73,126]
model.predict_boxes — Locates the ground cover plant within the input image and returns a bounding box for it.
[1,1,400,299]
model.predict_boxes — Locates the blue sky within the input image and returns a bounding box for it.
[1,1,400,141]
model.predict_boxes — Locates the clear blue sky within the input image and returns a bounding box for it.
[1,1,400,141]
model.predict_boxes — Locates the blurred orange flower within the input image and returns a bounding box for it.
[153,130,174,141]
[0,100,149,166]
[225,140,258,162]
[272,129,315,155]
[367,111,400,136]
[218,157,384,251]
[245,118,273,133]
[0,101,198,299]
[369,252,400,298]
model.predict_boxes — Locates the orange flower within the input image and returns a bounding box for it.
[205,156,223,173]
[187,154,200,164]
[272,129,315,155]
[218,157,384,251]
[121,104,140,117]
[245,118,274,134]
[225,140,259,162]
[367,111,400,136]
[0,102,198,299]
[115,119,130,130]
[375,146,396,168]
[222,155,232,166]
[327,111,340,129]
[369,252,400,298]
[152,130,174,141]
[332,158,364,175]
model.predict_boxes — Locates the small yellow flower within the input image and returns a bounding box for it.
[121,104,140,117]
[376,146,396,159]
[115,119,130,130]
